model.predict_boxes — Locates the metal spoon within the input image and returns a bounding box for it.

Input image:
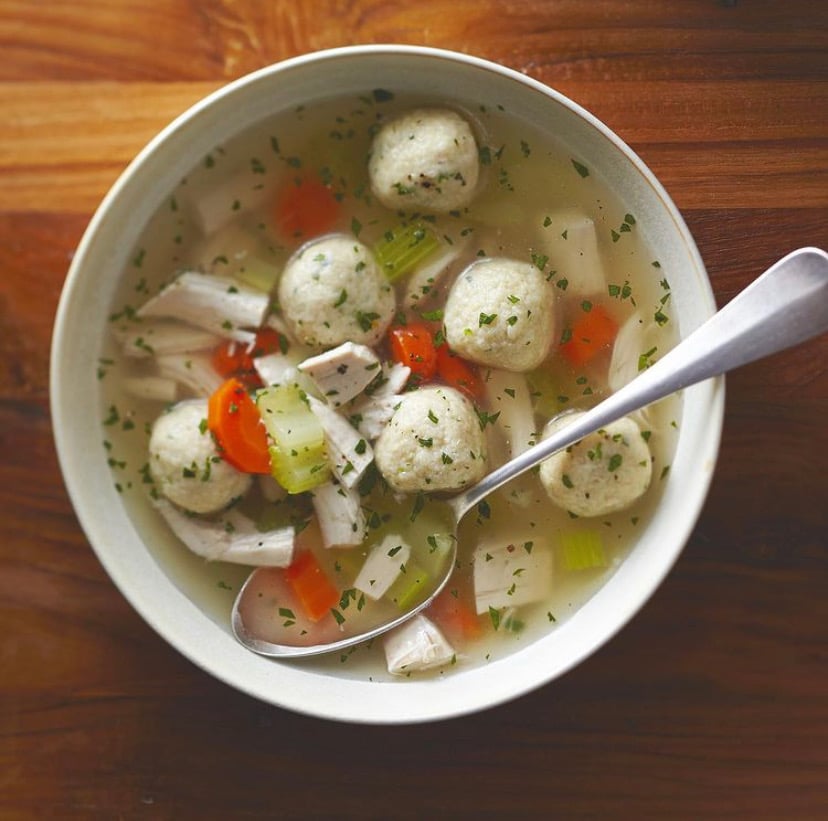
[232,246,828,658]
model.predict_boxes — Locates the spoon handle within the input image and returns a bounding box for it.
[452,246,828,519]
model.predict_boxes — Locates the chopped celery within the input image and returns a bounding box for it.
[373,223,441,282]
[232,253,281,293]
[560,530,607,571]
[196,223,283,293]
[387,558,430,610]
[526,366,563,418]
[256,383,330,494]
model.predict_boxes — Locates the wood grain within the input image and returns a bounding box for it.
[1,1,827,818]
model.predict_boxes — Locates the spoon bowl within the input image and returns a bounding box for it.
[232,246,828,658]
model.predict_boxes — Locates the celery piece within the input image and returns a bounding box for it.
[373,223,441,282]
[387,558,430,611]
[256,383,330,494]
[526,366,563,418]
[560,530,607,571]
[232,254,281,294]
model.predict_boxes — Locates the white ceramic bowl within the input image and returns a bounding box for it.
[51,45,723,723]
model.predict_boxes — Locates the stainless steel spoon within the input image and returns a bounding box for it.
[232,246,828,658]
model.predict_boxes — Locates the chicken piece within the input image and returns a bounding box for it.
[311,480,366,548]
[382,615,455,675]
[298,342,381,408]
[154,499,294,567]
[306,395,374,488]
[137,271,269,344]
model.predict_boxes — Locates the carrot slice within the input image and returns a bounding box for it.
[427,588,483,641]
[211,328,287,387]
[436,345,483,400]
[273,175,340,240]
[207,377,271,474]
[560,304,618,367]
[388,323,438,379]
[283,551,339,622]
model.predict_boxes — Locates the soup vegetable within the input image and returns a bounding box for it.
[102,91,677,679]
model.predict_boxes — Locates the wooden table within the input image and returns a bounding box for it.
[2,2,826,817]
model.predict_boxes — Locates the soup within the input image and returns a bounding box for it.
[101,89,678,679]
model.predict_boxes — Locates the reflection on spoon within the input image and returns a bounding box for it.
[232,247,828,658]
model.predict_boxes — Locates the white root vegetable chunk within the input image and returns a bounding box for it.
[156,352,224,398]
[306,395,373,488]
[154,499,295,567]
[253,353,299,387]
[403,241,466,309]
[298,342,381,408]
[190,172,271,236]
[383,614,455,675]
[123,375,178,403]
[482,368,537,459]
[538,209,605,296]
[354,534,411,600]
[137,272,270,344]
[311,480,366,548]
[473,537,553,615]
[114,319,220,359]
[609,311,658,393]
[192,221,281,292]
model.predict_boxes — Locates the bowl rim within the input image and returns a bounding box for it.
[51,43,723,724]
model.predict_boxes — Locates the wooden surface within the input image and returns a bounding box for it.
[1,2,827,817]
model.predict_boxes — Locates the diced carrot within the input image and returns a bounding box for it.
[560,304,618,367]
[212,340,249,379]
[283,551,340,623]
[427,588,483,641]
[436,345,483,400]
[211,328,286,386]
[207,377,271,474]
[388,323,438,379]
[273,175,340,240]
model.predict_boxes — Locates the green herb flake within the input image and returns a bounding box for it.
[489,606,501,630]
[571,159,590,178]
